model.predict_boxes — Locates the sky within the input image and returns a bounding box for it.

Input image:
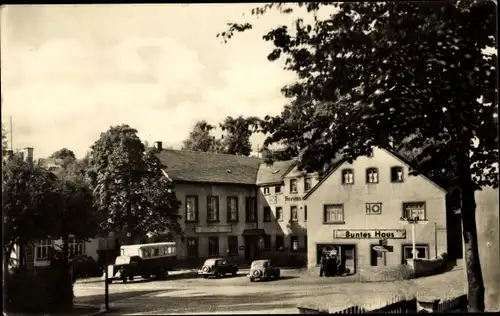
[1,4,308,159]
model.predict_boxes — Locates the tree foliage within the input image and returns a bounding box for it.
[182,120,221,153]
[221,1,497,311]
[88,125,182,242]
[218,116,260,156]
[2,154,60,265]
[2,123,8,152]
[49,148,76,167]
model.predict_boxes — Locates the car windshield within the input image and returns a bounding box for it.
[252,261,269,268]
[203,259,217,266]
[115,256,131,265]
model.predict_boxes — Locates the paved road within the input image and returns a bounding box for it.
[74,268,466,315]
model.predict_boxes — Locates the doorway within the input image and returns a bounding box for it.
[244,236,259,262]
[316,244,356,275]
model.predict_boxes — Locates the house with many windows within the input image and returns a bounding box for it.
[303,147,450,274]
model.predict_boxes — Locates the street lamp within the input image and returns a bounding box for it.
[399,216,428,262]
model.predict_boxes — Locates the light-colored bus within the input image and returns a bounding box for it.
[106,242,177,283]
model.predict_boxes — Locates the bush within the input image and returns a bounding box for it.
[71,255,102,279]
[4,265,74,313]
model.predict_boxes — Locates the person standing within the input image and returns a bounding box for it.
[319,253,327,277]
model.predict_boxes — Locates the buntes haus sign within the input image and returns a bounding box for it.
[334,229,406,239]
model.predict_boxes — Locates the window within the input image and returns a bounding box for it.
[263,235,271,250]
[275,236,284,251]
[304,177,312,191]
[342,169,354,184]
[68,239,85,256]
[275,207,283,221]
[227,196,238,222]
[403,202,426,221]
[403,245,429,261]
[304,235,308,251]
[366,168,379,183]
[207,196,219,222]
[35,240,52,261]
[187,238,198,258]
[275,185,282,194]
[290,206,298,222]
[391,166,404,182]
[208,237,219,256]
[304,206,308,222]
[185,195,198,222]
[289,179,298,193]
[263,207,271,222]
[227,236,238,256]
[263,187,270,195]
[245,197,257,222]
[324,204,344,223]
[291,236,299,252]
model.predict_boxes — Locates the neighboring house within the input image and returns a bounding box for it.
[303,147,449,273]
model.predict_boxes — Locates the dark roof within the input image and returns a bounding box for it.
[256,159,297,185]
[154,149,262,185]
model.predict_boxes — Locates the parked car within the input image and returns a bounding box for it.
[248,259,280,282]
[198,258,238,278]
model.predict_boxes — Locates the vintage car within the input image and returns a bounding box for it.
[105,242,177,284]
[248,259,280,282]
[198,258,238,278]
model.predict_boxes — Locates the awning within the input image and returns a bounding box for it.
[242,229,266,236]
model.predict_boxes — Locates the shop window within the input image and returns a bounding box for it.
[366,168,379,183]
[402,245,429,262]
[263,207,271,222]
[227,236,238,256]
[187,238,198,258]
[275,236,284,251]
[208,237,219,256]
[391,166,404,182]
[402,202,426,221]
[342,169,354,184]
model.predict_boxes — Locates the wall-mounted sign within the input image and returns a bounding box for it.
[365,203,382,215]
[285,196,303,202]
[334,229,406,239]
[195,225,232,234]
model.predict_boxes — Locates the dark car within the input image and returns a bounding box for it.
[198,258,238,278]
[248,259,280,282]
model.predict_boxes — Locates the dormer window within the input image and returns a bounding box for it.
[342,169,354,184]
[275,185,282,194]
[391,166,404,183]
[263,187,270,195]
[366,168,379,183]
[290,179,298,193]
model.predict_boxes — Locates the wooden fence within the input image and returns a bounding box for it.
[299,294,467,314]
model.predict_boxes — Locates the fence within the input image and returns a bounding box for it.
[299,294,467,314]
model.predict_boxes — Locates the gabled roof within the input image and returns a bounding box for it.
[256,159,297,186]
[303,147,447,200]
[154,149,262,185]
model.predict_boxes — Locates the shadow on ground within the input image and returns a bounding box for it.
[104,291,301,315]
[74,290,165,306]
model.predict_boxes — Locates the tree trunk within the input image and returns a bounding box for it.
[458,155,485,312]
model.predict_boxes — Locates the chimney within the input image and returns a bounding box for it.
[154,141,163,150]
[23,147,34,163]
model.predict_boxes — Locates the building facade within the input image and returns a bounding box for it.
[303,147,448,273]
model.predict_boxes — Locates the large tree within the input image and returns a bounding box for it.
[49,148,76,167]
[182,120,221,152]
[221,1,497,312]
[2,153,60,270]
[88,125,182,243]
[218,116,260,156]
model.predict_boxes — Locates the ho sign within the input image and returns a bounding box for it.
[365,203,382,215]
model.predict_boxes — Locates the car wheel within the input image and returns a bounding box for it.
[231,270,237,277]
[203,275,208,279]
[249,277,255,282]
[122,276,128,284]
[128,275,134,281]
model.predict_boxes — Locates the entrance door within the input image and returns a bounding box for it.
[244,236,259,262]
[370,245,387,266]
